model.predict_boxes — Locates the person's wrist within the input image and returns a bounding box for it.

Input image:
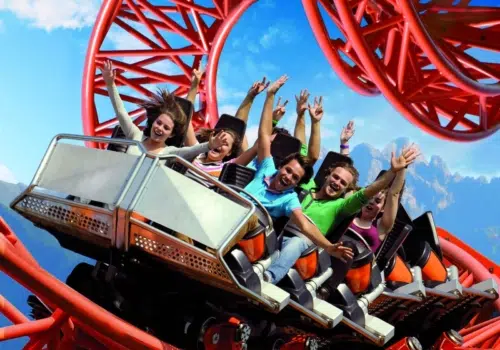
[272,119,279,127]
[340,143,349,150]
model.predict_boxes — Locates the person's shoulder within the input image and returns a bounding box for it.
[300,178,317,191]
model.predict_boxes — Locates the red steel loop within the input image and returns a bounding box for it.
[399,0,500,97]
[302,0,380,96]
[331,0,500,141]
[82,0,257,149]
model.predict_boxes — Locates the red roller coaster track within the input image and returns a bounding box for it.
[1,0,500,349]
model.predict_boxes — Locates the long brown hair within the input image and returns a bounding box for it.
[140,89,187,146]
[196,128,242,162]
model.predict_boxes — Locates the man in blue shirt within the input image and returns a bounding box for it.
[237,75,354,283]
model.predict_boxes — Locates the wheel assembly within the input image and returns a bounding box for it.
[303,0,500,141]
[82,0,256,148]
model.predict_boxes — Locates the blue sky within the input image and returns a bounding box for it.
[0,0,499,186]
[0,1,499,347]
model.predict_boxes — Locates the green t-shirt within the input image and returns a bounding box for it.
[300,187,369,235]
[300,143,308,157]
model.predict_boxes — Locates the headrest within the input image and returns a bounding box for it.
[314,151,353,189]
[271,134,302,168]
[107,125,129,153]
[214,114,247,140]
[409,211,443,260]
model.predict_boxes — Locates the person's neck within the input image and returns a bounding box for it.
[354,216,374,228]
[143,139,164,154]
[313,188,331,200]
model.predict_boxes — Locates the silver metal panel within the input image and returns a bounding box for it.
[38,143,141,204]
[133,164,251,249]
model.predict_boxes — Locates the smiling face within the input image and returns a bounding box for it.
[322,167,355,199]
[271,159,305,192]
[361,191,387,221]
[207,132,235,162]
[149,113,175,144]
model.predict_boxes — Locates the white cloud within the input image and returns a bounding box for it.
[0,164,18,184]
[218,104,239,116]
[0,19,4,32]
[246,125,259,145]
[259,22,297,49]
[0,0,101,31]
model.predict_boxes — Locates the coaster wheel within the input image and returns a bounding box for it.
[82,0,256,149]
[307,0,500,141]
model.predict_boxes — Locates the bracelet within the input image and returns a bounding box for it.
[340,144,349,149]
[272,119,279,127]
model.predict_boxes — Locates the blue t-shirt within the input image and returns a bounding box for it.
[243,157,301,219]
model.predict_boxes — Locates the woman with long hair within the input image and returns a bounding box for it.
[100,60,227,159]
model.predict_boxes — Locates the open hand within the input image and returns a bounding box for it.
[341,120,355,144]
[326,242,354,263]
[100,60,116,85]
[295,89,310,116]
[209,131,229,150]
[273,97,288,122]
[191,61,205,84]
[248,77,270,97]
[267,75,289,95]
[308,96,324,122]
[390,144,421,172]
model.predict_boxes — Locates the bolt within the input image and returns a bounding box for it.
[212,333,219,345]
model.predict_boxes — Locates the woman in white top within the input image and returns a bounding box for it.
[100,60,228,158]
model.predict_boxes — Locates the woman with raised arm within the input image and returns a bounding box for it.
[100,60,227,159]
[349,149,409,252]
[182,65,269,179]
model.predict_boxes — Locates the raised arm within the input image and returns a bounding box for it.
[364,145,420,198]
[100,60,141,139]
[236,78,269,150]
[307,96,323,165]
[378,169,406,239]
[293,90,309,144]
[291,210,354,262]
[340,121,355,156]
[257,75,288,162]
[184,64,204,147]
[170,131,229,161]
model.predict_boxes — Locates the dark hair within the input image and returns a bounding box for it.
[279,152,314,186]
[196,127,243,162]
[140,89,187,146]
[272,127,290,136]
[326,162,360,190]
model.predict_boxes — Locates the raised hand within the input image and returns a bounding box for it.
[390,144,421,172]
[308,96,324,122]
[248,77,270,97]
[267,75,289,95]
[295,89,310,116]
[100,60,116,85]
[341,120,355,144]
[209,130,229,150]
[273,97,289,122]
[326,242,354,263]
[191,61,205,84]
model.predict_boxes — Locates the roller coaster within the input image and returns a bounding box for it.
[1,1,500,349]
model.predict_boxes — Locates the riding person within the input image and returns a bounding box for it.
[264,145,420,284]
[233,74,354,267]
[350,166,407,252]
[100,60,227,158]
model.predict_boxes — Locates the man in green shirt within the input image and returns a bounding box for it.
[264,146,419,284]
